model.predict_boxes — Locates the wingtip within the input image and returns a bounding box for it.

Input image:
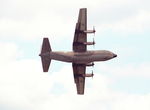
[80,8,87,10]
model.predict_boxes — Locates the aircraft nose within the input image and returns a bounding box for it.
[113,54,117,58]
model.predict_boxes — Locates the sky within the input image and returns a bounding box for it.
[0,0,150,110]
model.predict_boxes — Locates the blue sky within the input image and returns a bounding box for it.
[0,0,150,110]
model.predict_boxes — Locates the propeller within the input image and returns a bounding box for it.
[91,70,94,79]
[93,26,96,36]
[93,38,95,48]
[92,62,94,67]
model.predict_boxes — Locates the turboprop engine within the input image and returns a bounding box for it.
[86,62,94,66]
[84,27,96,34]
[84,73,94,77]
[82,71,94,78]
[83,41,95,45]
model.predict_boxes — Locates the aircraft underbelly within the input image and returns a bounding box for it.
[73,54,109,63]
[50,52,73,62]
[93,55,107,61]
[73,56,93,64]
[50,52,110,63]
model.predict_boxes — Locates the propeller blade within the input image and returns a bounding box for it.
[92,62,94,67]
[92,70,94,79]
[93,38,95,48]
[93,26,96,36]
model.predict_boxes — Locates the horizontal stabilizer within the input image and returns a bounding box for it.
[41,56,51,72]
[41,38,51,54]
[40,38,52,72]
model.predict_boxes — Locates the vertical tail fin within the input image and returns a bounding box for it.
[39,38,52,72]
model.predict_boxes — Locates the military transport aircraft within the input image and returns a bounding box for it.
[39,8,117,95]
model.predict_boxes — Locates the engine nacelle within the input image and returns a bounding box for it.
[86,62,94,66]
[83,41,95,45]
[84,73,94,77]
[75,73,94,78]
[84,30,96,34]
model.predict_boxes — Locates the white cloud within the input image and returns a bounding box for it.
[111,10,150,33]
[0,43,150,110]
[0,42,22,63]
[96,9,150,35]
[0,0,150,40]
[1,0,150,110]
[0,12,74,40]
[111,93,150,110]
[99,63,150,78]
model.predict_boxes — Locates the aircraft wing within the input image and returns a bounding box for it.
[73,8,87,52]
[72,63,86,94]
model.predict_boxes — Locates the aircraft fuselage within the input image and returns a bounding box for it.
[42,50,117,64]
